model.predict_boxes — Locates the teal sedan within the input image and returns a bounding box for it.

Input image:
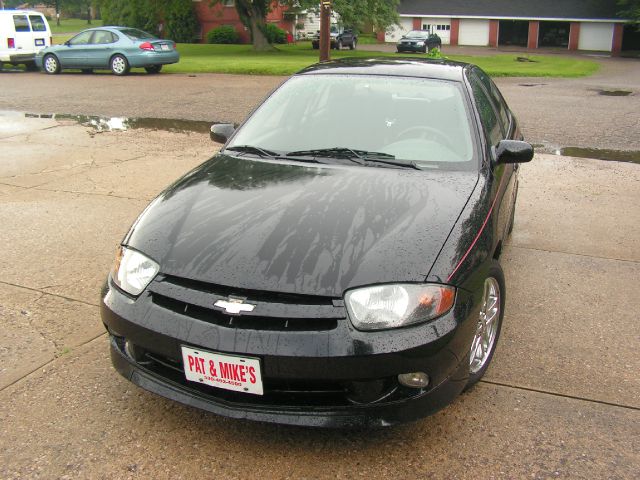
[35,26,179,75]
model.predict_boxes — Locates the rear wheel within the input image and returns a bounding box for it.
[349,39,357,50]
[145,65,162,74]
[43,54,60,74]
[110,54,130,76]
[465,261,505,390]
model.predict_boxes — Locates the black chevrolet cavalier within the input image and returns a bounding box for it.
[101,58,533,428]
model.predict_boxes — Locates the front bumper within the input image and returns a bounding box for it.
[101,278,479,427]
[397,44,426,52]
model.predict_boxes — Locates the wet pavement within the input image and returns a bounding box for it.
[2,53,640,153]
[1,109,639,478]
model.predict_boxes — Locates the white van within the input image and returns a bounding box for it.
[0,10,51,69]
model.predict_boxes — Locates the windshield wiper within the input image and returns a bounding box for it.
[286,148,420,170]
[225,145,280,158]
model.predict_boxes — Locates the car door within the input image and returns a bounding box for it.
[58,30,93,68]
[10,14,32,54]
[27,14,49,51]
[467,69,513,240]
[84,30,117,68]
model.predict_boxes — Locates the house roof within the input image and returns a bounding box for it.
[398,0,625,21]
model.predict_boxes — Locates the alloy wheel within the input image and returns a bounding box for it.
[469,277,501,374]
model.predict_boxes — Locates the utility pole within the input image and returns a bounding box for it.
[319,0,331,62]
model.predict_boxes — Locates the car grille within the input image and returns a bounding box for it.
[148,274,345,332]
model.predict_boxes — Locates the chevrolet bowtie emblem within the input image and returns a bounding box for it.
[214,297,255,315]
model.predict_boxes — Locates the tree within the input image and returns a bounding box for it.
[165,0,198,43]
[209,0,274,51]
[330,0,399,33]
[209,0,399,51]
[618,0,640,24]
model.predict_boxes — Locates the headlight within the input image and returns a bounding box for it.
[345,284,455,331]
[110,246,159,296]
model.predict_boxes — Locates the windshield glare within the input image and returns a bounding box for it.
[406,31,429,38]
[227,74,476,171]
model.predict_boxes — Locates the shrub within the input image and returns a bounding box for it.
[207,25,240,44]
[264,23,287,44]
[165,0,198,43]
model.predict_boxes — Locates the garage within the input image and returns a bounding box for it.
[498,20,529,47]
[539,21,570,48]
[385,17,413,43]
[458,19,490,46]
[419,18,451,45]
[578,22,614,51]
[622,24,640,52]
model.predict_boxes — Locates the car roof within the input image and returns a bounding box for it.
[296,58,470,82]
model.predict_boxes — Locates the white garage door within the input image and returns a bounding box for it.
[459,19,490,46]
[578,22,614,52]
[386,17,413,43]
[421,17,451,45]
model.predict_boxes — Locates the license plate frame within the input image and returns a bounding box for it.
[180,345,263,395]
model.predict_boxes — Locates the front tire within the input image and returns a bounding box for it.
[145,65,162,74]
[465,260,505,390]
[336,40,342,50]
[349,39,356,50]
[43,54,60,74]
[110,54,130,76]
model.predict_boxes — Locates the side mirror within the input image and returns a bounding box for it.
[495,140,534,164]
[210,123,235,144]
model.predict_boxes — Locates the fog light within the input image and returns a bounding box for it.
[398,372,430,388]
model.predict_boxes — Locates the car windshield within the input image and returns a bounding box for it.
[405,31,429,39]
[119,28,156,40]
[227,74,476,171]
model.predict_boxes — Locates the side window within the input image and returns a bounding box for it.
[13,15,31,32]
[91,30,116,44]
[29,15,47,32]
[475,68,510,132]
[68,31,93,45]
[469,75,502,148]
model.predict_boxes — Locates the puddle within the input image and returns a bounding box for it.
[559,147,640,164]
[518,83,547,87]
[6,111,214,134]
[596,89,632,96]
[535,142,640,164]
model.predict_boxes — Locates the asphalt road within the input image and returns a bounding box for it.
[1,54,640,152]
[1,54,639,478]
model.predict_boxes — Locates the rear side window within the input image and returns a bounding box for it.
[474,68,510,132]
[13,15,31,32]
[29,15,47,32]
[120,28,156,40]
[469,76,502,148]
[91,30,116,44]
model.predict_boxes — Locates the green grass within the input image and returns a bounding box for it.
[50,18,102,34]
[164,43,599,77]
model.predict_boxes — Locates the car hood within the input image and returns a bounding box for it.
[125,155,478,297]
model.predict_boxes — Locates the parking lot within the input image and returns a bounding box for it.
[1,56,639,479]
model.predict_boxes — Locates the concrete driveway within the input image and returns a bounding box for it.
[1,115,638,479]
[1,59,639,477]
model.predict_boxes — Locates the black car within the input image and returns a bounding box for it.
[101,58,533,428]
[311,26,357,50]
[397,30,442,53]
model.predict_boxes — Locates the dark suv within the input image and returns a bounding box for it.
[312,26,357,50]
[397,30,442,53]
